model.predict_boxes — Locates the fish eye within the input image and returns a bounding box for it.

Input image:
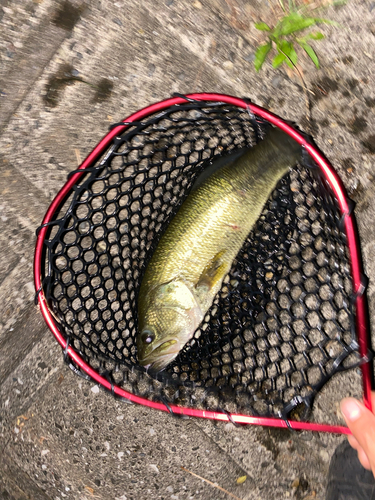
[141,330,155,344]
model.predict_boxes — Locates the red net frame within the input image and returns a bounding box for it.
[34,93,373,433]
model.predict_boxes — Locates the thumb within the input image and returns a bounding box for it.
[341,398,375,473]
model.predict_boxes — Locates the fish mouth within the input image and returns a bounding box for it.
[138,339,181,372]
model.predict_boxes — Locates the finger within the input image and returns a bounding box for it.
[357,447,372,471]
[348,434,360,450]
[341,398,375,474]
[347,435,372,470]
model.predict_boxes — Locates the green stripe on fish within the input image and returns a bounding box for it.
[137,127,302,372]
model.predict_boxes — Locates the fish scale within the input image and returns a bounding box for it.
[137,127,302,372]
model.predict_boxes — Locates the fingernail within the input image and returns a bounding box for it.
[341,399,362,422]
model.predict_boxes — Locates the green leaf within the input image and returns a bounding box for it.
[278,40,298,67]
[273,13,318,37]
[254,41,272,71]
[255,22,271,31]
[305,31,325,40]
[298,40,320,68]
[272,52,286,68]
[273,12,339,37]
[297,32,324,44]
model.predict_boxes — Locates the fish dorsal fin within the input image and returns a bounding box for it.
[195,249,230,293]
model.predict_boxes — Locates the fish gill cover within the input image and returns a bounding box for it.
[39,100,361,421]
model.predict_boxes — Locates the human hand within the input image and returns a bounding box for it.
[341,392,375,475]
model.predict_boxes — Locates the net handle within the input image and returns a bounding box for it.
[34,92,372,431]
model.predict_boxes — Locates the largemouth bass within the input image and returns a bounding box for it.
[137,127,302,371]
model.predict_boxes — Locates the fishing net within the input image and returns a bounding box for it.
[35,95,371,427]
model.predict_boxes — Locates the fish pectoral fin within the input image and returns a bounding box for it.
[195,250,230,292]
[153,281,198,311]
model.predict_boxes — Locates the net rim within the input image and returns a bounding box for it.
[33,92,371,434]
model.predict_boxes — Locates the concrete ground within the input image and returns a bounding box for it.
[0,0,374,498]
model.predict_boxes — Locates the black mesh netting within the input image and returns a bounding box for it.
[40,101,362,420]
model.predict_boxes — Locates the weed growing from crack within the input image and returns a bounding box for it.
[253,1,344,72]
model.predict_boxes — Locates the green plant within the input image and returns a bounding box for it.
[254,1,340,72]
